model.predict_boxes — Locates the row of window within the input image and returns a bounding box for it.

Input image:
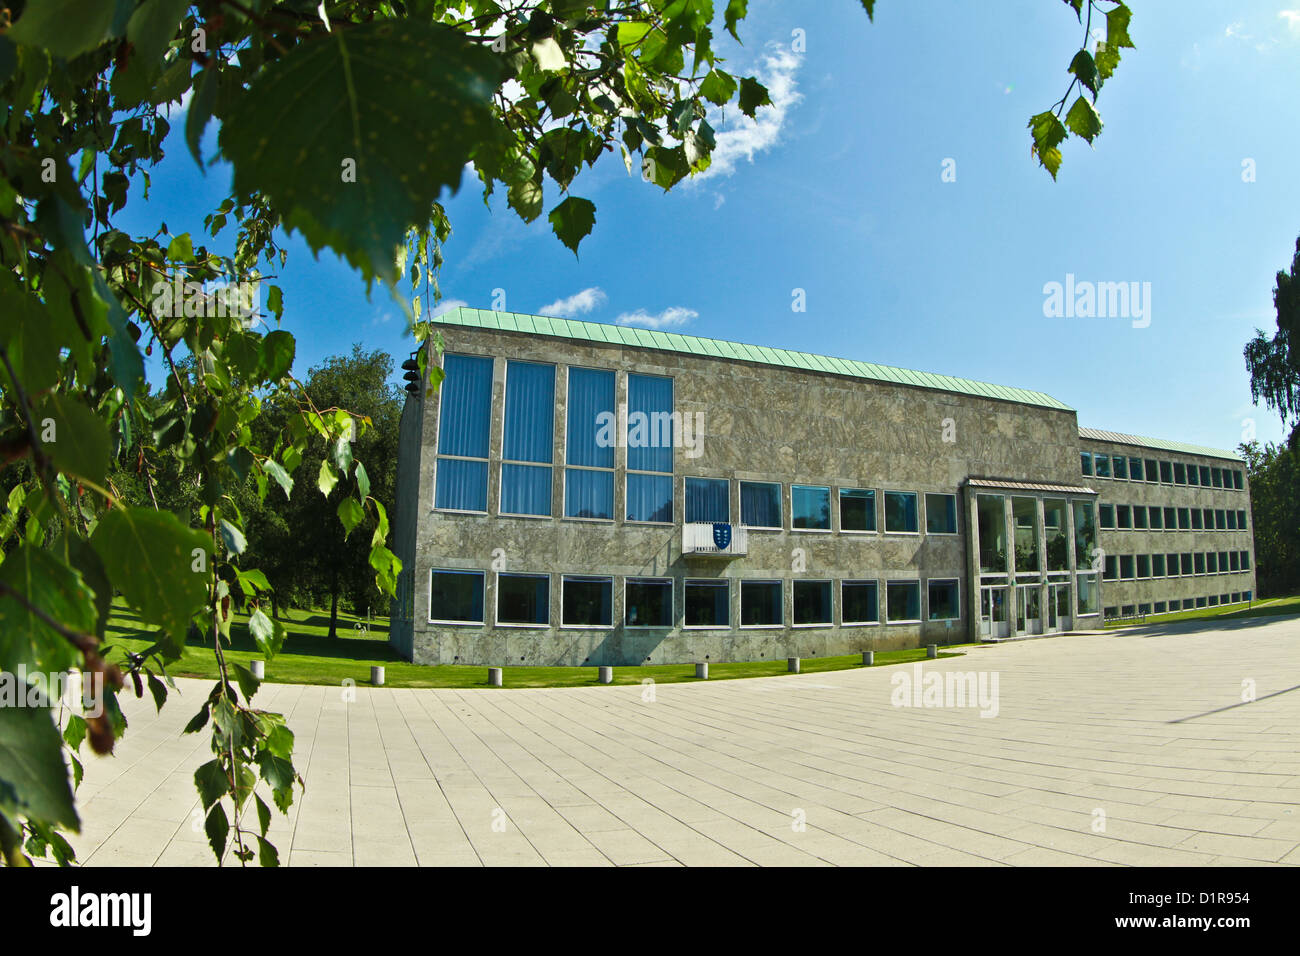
[1105,592,1253,618]
[1099,504,1249,532]
[428,570,964,629]
[1102,550,1252,580]
[1082,451,1244,490]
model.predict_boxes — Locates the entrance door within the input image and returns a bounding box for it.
[1017,585,1042,635]
[1049,582,1072,632]
[980,586,1009,638]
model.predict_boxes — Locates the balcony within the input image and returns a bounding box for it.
[682,522,748,557]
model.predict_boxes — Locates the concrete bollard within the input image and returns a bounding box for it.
[250,660,265,679]
[598,666,613,684]
[862,651,874,666]
[927,644,938,659]
[694,662,708,680]
[370,665,385,686]
[488,667,503,687]
[788,657,800,674]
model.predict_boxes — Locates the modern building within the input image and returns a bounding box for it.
[389,308,1254,666]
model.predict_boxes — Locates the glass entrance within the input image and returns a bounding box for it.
[1049,581,1071,632]
[1016,584,1042,635]
[980,586,1009,638]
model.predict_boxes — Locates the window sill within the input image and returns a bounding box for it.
[840,621,880,627]
[495,622,549,629]
[428,619,485,626]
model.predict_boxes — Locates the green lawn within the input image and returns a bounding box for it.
[103,600,969,690]
[1103,595,1300,629]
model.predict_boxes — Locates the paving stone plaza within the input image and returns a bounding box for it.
[68,616,1299,867]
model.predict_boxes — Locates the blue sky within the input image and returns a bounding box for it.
[116,0,1300,452]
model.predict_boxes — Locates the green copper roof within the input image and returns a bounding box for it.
[433,307,1074,411]
[1077,427,1243,463]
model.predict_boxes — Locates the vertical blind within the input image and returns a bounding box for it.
[435,354,493,511]
[502,361,555,515]
[685,477,729,523]
[566,367,615,467]
[627,374,673,473]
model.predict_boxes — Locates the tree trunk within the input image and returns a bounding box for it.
[328,572,339,638]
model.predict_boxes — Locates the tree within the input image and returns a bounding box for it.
[1238,441,1300,597]
[1245,237,1300,433]
[0,0,1136,867]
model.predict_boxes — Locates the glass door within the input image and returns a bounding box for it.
[1017,584,1042,635]
[981,585,1008,638]
[1050,582,1072,632]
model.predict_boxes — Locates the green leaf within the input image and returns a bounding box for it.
[1107,4,1135,49]
[231,662,260,703]
[7,0,119,59]
[236,568,272,595]
[507,179,544,223]
[248,608,284,659]
[1065,95,1103,143]
[204,803,229,859]
[548,196,596,256]
[219,20,504,284]
[860,0,875,19]
[194,759,228,810]
[186,66,218,168]
[257,835,280,867]
[0,545,94,676]
[0,705,80,831]
[1028,110,1068,179]
[1068,49,1098,95]
[126,0,190,66]
[261,330,295,382]
[737,77,771,118]
[332,436,353,475]
[699,69,737,107]
[354,461,371,499]
[166,232,192,261]
[33,393,111,485]
[338,497,364,540]
[89,508,212,642]
[146,671,168,712]
[724,0,748,41]
[317,459,338,498]
[219,518,247,556]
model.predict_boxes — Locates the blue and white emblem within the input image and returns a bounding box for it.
[712,522,732,550]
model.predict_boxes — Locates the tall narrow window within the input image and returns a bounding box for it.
[500,361,555,516]
[564,367,615,520]
[686,477,730,523]
[625,374,674,523]
[1080,452,1093,476]
[435,354,493,512]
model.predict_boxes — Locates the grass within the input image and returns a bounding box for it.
[1103,594,1300,629]
[103,600,970,690]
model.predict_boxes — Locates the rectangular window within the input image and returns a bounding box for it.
[1154,601,1167,614]
[1152,553,1166,577]
[1196,596,1207,609]
[1194,553,1206,575]
[841,580,879,624]
[435,354,493,512]
[1230,551,1240,572]
[1077,573,1099,616]
[684,579,729,628]
[1144,459,1158,483]
[497,573,549,626]
[1132,505,1147,530]
[1120,555,1134,579]
[1190,509,1203,531]
[685,477,730,523]
[1237,509,1247,529]
[1148,506,1162,530]
[1166,552,1179,577]
[925,493,958,534]
[1103,555,1117,580]
[1094,455,1111,478]
[1137,554,1151,578]
[625,374,674,523]
[1211,467,1223,488]
[1242,550,1250,570]
[1218,550,1229,574]
[1183,598,1195,610]
[1201,508,1213,530]
[625,578,672,627]
[1080,452,1093,476]
[1113,456,1128,480]
[1199,465,1212,486]
[1178,507,1191,530]
[839,488,876,532]
[1044,499,1069,572]
[1117,505,1132,530]
[1227,510,1237,530]
[562,575,612,627]
[1164,506,1176,528]
[1100,504,1115,529]
[1215,509,1225,530]
[1129,457,1144,481]
[927,579,960,621]
[791,485,831,530]
[1233,471,1244,490]
[430,569,485,623]
[886,580,921,622]
[740,580,782,627]
[1206,552,1218,574]
[1072,499,1094,568]
[1159,460,1173,483]
[978,494,1007,572]
[884,491,920,533]
[564,367,615,520]
[500,360,555,516]
[793,580,833,626]
[1181,553,1193,576]
[740,481,782,529]
[1187,465,1199,486]
[1174,462,1186,484]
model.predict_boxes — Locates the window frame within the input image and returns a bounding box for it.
[428,568,486,625]
[495,572,551,628]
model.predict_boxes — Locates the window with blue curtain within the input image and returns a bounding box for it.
[565,367,615,519]
[435,354,493,512]
[740,481,781,528]
[626,373,674,522]
[500,361,555,516]
[685,477,729,523]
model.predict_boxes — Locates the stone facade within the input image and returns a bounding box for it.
[388,310,1255,666]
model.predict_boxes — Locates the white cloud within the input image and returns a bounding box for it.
[430,298,467,319]
[615,306,698,330]
[689,44,804,184]
[1280,9,1300,33]
[539,287,607,318]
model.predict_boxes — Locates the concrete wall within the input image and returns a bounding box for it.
[398,324,1088,666]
